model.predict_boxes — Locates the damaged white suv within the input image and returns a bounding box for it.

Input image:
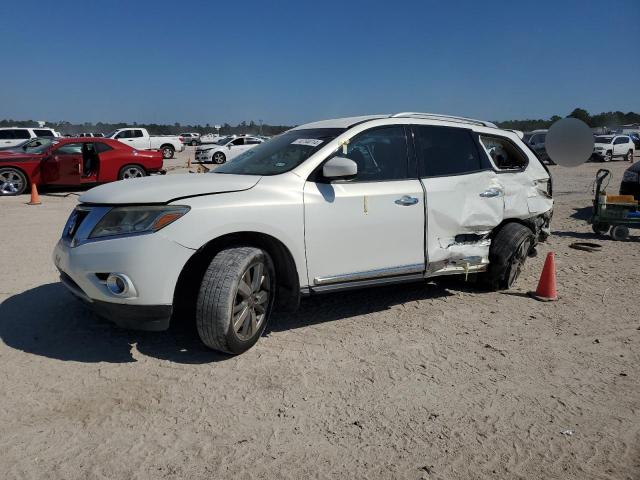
[54,113,553,354]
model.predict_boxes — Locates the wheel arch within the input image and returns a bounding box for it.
[118,163,147,177]
[159,143,175,150]
[0,164,33,192]
[173,231,301,322]
[490,218,537,240]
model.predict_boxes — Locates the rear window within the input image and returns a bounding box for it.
[13,129,30,139]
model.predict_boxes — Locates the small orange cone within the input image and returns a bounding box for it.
[528,252,558,301]
[27,183,41,205]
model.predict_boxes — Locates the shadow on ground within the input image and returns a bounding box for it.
[0,279,473,364]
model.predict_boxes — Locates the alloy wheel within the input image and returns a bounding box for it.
[213,152,225,164]
[121,166,145,179]
[232,261,271,341]
[0,170,25,195]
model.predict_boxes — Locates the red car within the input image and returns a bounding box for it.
[0,137,164,196]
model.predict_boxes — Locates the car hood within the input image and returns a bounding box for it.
[593,143,612,148]
[0,151,38,161]
[79,173,261,204]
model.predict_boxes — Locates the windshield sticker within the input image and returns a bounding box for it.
[291,138,323,147]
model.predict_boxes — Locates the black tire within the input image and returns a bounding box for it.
[0,167,28,196]
[161,145,175,159]
[625,150,633,162]
[483,223,535,290]
[118,164,147,180]
[592,222,610,235]
[196,247,276,354]
[610,225,629,241]
[191,140,197,146]
[212,151,226,164]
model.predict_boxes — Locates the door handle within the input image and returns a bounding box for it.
[395,195,419,206]
[479,187,503,198]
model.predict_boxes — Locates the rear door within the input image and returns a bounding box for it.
[43,142,82,185]
[304,125,425,287]
[413,125,504,273]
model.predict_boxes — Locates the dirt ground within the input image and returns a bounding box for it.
[1,151,639,480]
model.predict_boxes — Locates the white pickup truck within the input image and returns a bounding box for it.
[106,128,185,159]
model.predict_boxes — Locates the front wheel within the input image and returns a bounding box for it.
[0,167,28,196]
[603,151,612,162]
[611,225,629,241]
[212,151,226,164]
[118,164,147,180]
[483,223,535,290]
[191,140,197,146]
[161,145,175,159]
[196,247,275,354]
[592,222,610,235]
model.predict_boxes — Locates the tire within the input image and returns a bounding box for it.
[625,150,633,162]
[484,223,535,290]
[610,225,629,241]
[592,222,610,235]
[191,140,197,147]
[212,151,226,164]
[603,151,612,162]
[196,247,276,354]
[118,164,147,180]
[161,145,175,159]
[0,167,28,196]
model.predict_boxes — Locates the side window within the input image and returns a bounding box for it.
[0,131,11,139]
[245,138,261,145]
[614,137,627,145]
[94,142,113,153]
[230,138,245,146]
[34,129,54,137]
[56,143,83,155]
[14,129,31,139]
[132,130,143,138]
[335,126,409,182]
[414,125,482,177]
[115,131,129,139]
[479,135,528,170]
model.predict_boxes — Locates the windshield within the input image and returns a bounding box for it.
[104,130,117,138]
[21,138,56,153]
[594,136,612,144]
[214,128,345,176]
[215,135,233,145]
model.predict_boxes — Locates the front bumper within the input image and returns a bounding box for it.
[195,150,212,162]
[53,229,194,331]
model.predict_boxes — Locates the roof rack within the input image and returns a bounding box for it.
[391,112,497,128]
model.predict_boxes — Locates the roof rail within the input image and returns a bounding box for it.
[391,112,497,128]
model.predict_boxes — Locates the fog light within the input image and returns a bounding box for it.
[106,273,136,297]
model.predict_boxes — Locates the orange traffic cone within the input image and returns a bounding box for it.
[528,252,558,301]
[27,183,41,205]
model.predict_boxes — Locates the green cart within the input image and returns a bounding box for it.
[590,169,640,241]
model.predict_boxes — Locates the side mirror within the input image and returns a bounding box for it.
[227,144,232,150]
[323,156,358,180]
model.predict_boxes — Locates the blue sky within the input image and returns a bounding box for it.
[1,0,638,125]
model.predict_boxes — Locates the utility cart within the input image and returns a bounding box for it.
[590,168,640,241]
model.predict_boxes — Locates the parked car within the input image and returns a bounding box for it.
[105,128,185,159]
[620,162,640,201]
[0,127,60,149]
[0,137,163,196]
[53,112,553,355]
[194,135,264,164]
[180,132,201,146]
[200,133,224,144]
[592,135,635,162]
[523,129,553,164]
[0,137,56,152]
[626,132,640,149]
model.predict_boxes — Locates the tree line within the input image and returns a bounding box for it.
[1,109,639,135]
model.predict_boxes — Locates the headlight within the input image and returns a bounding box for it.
[622,170,639,183]
[89,205,190,239]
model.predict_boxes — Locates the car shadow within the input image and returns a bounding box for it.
[0,279,474,364]
[570,206,593,221]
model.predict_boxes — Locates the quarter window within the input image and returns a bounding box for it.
[333,126,409,182]
[13,129,31,139]
[479,135,528,170]
[34,129,55,137]
[94,142,113,153]
[414,125,482,177]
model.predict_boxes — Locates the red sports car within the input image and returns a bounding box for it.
[0,137,164,196]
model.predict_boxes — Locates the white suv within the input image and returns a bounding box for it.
[53,113,553,354]
[0,127,59,148]
[593,135,635,162]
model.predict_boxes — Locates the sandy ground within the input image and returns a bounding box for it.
[1,151,639,480]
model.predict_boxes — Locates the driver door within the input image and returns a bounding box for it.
[303,125,425,288]
[42,142,82,186]
[226,137,247,160]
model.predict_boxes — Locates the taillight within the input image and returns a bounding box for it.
[179,136,184,142]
